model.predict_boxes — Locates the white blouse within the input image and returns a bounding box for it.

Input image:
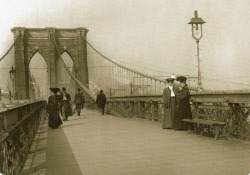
[168,86,175,97]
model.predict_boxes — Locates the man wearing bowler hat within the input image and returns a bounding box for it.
[162,74,178,129]
[96,90,107,115]
[60,87,72,121]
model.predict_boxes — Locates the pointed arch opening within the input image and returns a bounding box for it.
[29,52,48,100]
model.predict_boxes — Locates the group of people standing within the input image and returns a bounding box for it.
[46,87,85,129]
[46,76,190,131]
[47,87,106,129]
[162,75,193,131]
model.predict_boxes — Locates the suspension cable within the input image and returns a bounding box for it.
[52,35,96,101]
[81,36,203,92]
[82,36,166,83]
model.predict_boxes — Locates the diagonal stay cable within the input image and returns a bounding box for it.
[0,37,19,61]
[52,35,96,101]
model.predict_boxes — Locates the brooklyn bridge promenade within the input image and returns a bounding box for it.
[21,108,250,175]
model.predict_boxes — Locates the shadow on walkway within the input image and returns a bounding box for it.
[22,122,82,175]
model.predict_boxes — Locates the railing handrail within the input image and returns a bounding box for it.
[191,90,250,95]
[107,91,250,103]
[0,100,46,175]
[0,101,46,142]
[0,100,46,114]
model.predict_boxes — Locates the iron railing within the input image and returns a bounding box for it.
[0,100,46,175]
[106,91,250,141]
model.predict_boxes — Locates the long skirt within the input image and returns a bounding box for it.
[48,109,62,129]
[173,100,193,130]
[162,97,177,129]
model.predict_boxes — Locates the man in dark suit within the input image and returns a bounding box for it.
[75,88,85,116]
[60,87,72,121]
[96,90,107,115]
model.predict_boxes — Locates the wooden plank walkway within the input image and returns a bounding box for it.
[22,109,250,175]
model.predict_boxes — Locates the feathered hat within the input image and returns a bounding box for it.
[49,88,60,93]
[176,76,187,83]
[165,74,176,82]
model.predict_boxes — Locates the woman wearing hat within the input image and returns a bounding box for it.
[173,76,193,130]
[162,75,178,129]
[47,88,63,129]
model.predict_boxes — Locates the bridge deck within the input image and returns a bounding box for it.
[22,109,250,175]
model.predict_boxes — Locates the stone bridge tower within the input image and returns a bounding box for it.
[11,27,89,99]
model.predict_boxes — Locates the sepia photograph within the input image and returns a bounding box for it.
[0,0,250,174]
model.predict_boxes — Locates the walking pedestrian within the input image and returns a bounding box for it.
[162,75,178,129]
[75,88,85,116]
[47,88,63,129]
[60,87,72,121]
[96,90,107,115]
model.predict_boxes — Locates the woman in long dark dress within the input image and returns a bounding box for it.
[174,76,193,130]
[47,88,63,129]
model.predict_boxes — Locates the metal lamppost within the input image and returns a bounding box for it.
[9,67,16,100]
[188,10,205,92]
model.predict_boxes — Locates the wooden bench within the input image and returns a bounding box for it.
[183,105,231,140]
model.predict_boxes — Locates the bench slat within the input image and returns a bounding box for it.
[183,105,230,140]
[198,105,230,110]
[182,119,226,126]
[197,114,227,119]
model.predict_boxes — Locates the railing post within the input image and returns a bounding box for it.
[130,82,133,95]
[9,90,11,101]
[153,101,159,121]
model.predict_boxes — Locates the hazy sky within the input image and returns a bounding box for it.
[1,0,250,90]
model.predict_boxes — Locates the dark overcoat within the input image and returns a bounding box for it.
[174,84,193,130]
[96,93,107,108]
[60,92,73,117]
[75,92,85,108]
[163,86,179,108]
[162,86,179,128]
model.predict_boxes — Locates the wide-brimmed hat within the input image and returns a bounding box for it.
[50,88,60,93]
[176,76,187,83]
[166,74,176,82]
